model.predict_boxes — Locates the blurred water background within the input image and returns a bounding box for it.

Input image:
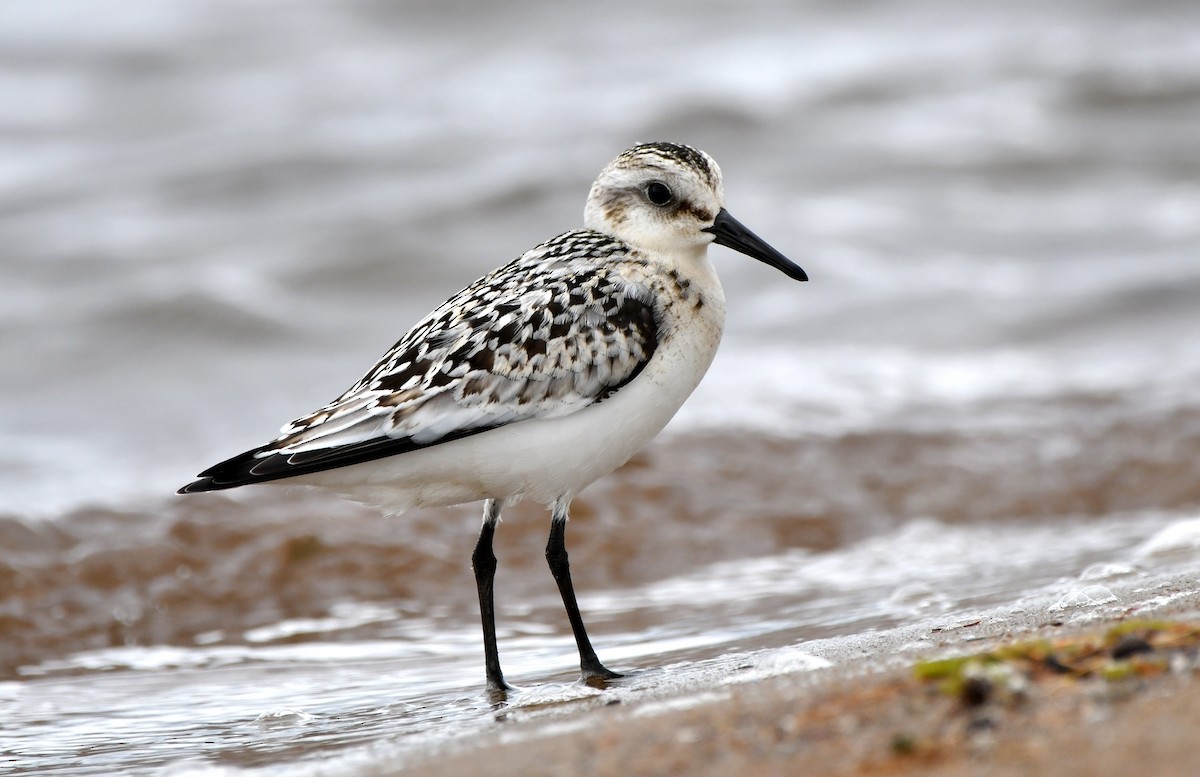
[2,0,1200,774]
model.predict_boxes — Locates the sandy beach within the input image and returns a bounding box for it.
[389,610,1200,777]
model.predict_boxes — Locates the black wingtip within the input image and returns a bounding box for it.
[177,421,506,498]
[177,447,274,495]
[177,478,220,495]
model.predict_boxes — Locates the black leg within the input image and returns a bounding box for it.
[472,499,510,699]
[545,499,621,686]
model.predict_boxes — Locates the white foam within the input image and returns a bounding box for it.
[1048,585,1120,612]
[1135,517,1200,563]
[1079,562,1142,582]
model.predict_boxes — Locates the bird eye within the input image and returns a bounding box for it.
[645,181,673,206]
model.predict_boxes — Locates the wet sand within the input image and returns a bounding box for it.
[6,411,1199,679]
[6,415,1200,775]
[388,609,1200,777]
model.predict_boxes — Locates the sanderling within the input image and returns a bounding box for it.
[180,142,807,697]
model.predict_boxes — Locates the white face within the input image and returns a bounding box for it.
[583,143,726,258]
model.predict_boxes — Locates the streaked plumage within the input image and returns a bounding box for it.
[180,142,807,697]
[184,231,663,492]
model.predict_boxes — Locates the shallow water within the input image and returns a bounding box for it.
[6,507,1200,776]
[2,0,1200,773]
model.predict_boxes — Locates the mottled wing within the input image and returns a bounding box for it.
[180,232,659,492]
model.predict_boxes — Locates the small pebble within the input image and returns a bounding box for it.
[961,675,993,707]
[1111,635,1154,660]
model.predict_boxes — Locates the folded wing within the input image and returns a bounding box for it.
[180,236,659,493]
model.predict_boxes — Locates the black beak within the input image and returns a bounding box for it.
[703,208,807,282]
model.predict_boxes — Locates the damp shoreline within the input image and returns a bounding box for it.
[4,420,1200,774]
[377,607,1200,777]
[5,412,1199,680]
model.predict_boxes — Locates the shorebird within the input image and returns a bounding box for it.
[180,142,807,697]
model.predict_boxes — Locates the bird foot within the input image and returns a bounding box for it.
[581,663,623,689]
